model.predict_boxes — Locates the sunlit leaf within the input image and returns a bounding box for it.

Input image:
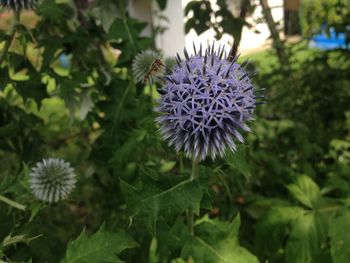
[182,214,259,263]
[287,175,322,209]
[286,212,328,263]
[79,90,93,120]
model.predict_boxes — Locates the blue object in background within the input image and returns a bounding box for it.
[59,53,71,68]
[309,27,350,50]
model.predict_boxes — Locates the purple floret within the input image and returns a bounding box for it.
[155,43,259,161]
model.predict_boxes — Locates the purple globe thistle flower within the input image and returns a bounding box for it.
[155,43,263,161]
[0,0,40,10]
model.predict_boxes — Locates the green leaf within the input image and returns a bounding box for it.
[121,178,203,230]
[79,90,94,120]
[286,212,328,263]
[14,76,49,109]
[108,18,150,62]
[61,226,137,263]
[246,197,291,219]
[0,123,19,138]
[330,211,350,263]
[287,175,322,209]
[92,0,119,32]
[322,177,350,195]
[255,206,304,257]
[225,145,251,177]
[159,161,176,173]
[0,68,12,90]
[182,215,259,263]
[2,233,41,247]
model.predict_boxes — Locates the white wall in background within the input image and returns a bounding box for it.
[182,0,284,55]
[129,0,185,57]
[129,0,283,57]
[240,0,284,53]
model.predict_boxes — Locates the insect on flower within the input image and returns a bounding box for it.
[155,42,265,161]
[143,58,166,84]
[133,50,163,84]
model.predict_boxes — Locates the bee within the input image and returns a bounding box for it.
[143,58,166,84]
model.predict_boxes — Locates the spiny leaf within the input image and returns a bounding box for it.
[2,233,41,247]
[61,225,137,263]
[121,178,203,230]
[225,144,251,177]
[182,214,259,263]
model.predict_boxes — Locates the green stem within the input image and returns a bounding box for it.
[0,10,21,67]
[111,78,133,134]
[191,158,200,180]
[118,1,137,54]
[187,158,200,235]
[179,152,184,174]
[0,194,26,211]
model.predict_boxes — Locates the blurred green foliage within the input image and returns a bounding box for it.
[0,0,350,263]
[300,0,350,42]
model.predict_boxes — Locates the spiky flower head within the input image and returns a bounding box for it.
[155,43,262,161]
[0,0,40,10]
[132,50,164,84]
[29,158,76,203]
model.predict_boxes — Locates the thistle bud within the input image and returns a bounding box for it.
[29,158,76,203]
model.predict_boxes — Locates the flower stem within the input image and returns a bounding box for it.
[187,158,199,235]
[0,194,26,211]
[0,10,21,67]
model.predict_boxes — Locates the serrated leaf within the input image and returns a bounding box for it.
[121,178,203,230]
[156,217,188,260]
[2,233,41,247]
[225,145,251,177]
[61,226,137,263]
[182,215,259,263]
[287,175,322,209]
[330,211,350,263]
[286,212,328,263]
